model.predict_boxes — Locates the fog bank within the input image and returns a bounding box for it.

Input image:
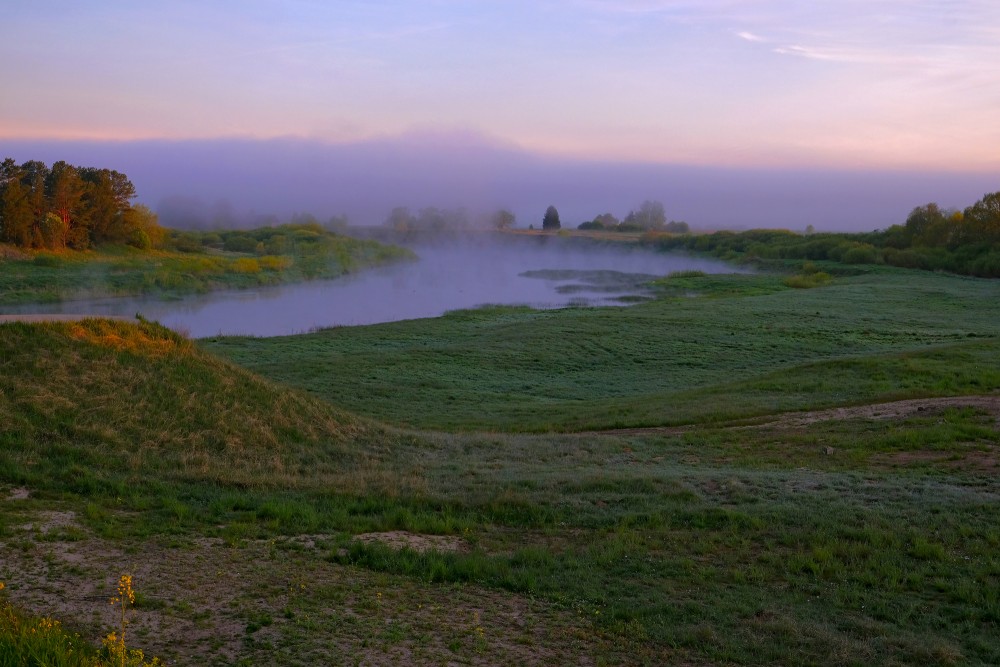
[3,136,995,232]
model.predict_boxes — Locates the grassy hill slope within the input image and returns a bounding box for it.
[0,319,442,537]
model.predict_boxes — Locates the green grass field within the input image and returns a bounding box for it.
[2,259,998,665]
[204,268,1000,431]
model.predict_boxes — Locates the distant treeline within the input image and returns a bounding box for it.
[381,199,691,234]
[578,200,689,234]
[0,158,165,250]
[654,191,1000,278]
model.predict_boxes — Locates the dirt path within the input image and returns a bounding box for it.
[599,394,1000,437]
[745,395,1000,428]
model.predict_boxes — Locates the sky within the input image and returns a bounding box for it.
[1,1,998,229]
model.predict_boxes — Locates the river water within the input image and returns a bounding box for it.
[6,238,739,337]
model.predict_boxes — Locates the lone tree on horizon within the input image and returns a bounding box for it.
[542,205,561,230]
[491,208,516,231]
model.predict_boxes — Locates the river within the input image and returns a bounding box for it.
[4,238,739,337]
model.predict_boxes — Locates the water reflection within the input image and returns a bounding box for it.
[4,240,740,337]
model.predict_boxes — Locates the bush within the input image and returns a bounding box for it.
[839,243,879,264]
[784,272,832,288]
[882,247,927,270]
[200,233,223,248]
[265,235,287,255]
[968,251,1000,278]
[229,258,261,274]
[172,233,202,253]
[223,234,258,253]
[127,229,152,250]
[258,255,292,271]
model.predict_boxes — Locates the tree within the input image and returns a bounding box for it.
[80,168,136,243]
[385,206,414,232]
[0,175,33,246]
[0,158,141,249]
[38,212,68,249]
[963,191,1000,246]
[22,161,49,246]
[905,203,959,248]
[580,212,619,230]
[491,208,515,231]
[594,212,619,228]
[542,205,560,230]
[665,220,690,233]
[46,161,86,248]
[625,200,666,230]
[121,204,165,249]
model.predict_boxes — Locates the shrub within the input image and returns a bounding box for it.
[840,243,879,264]
[784,272,832,288]
[258,255,292,271]
[223,234,258,253]
[127,229,152,250]
[200,233,223,247]
[172,233,202,253]
[265,235,287,255]
[229,258,261,274]
[968,250,1000,278]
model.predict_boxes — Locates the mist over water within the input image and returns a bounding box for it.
[5,136,996,232]
[7,238,740,337]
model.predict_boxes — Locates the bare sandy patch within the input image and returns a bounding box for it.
[0,526,653,666]
[353,531,470,553]
[20,510,80,535]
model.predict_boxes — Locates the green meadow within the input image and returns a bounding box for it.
[205,267,1000,431]
[1,253,998,665]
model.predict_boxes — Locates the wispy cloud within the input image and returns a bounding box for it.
[736,30,765,42]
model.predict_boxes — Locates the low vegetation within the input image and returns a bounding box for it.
[651,190,1000,277]
[2,243,998,665]
[0,223,413,305]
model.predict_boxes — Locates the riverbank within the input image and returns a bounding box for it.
[0,225,414,307]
